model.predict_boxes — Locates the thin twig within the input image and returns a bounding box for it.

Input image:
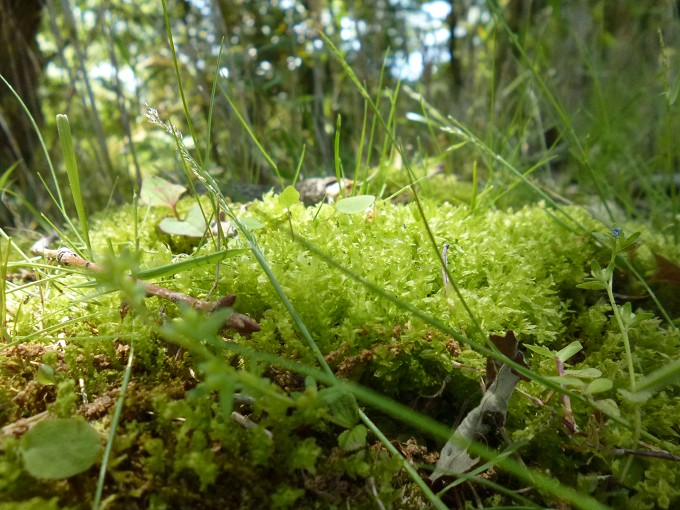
[31,246,260,334]
[612,447,680,462]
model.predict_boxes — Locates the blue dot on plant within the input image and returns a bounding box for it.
[612,227,621,238]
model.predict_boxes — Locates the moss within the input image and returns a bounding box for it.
[2,193,679,508]
[0,497,63,510]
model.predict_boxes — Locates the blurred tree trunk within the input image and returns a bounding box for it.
[304,0,333,174]
[447,0,463,93]
[0,0,46,225]
[493,0,542,97]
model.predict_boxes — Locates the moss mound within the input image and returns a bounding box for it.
[1,195,679,509]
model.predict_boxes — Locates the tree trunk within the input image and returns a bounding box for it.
[0,0,46,225]
[447,0,463,92]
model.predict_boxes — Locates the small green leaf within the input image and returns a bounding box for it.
[635,311,655,322]
[634,357,680,396]
[278,186,300,209]
[618,302,636,329]
[667,74,680,105]
[159,204,207,237]
[36,364,56,386]
[319,387,359,428]
[564,367,602,379]
[240,217,265,230]
[591,398,620,418]
[618,388,653,405]
[523,344,555,358]
[590,259,602,274]
[586,378,613,394]
[335,195,375,215]
[591,232,611,246]
[620,351,680,403]
[618,231,640,251]
[0,160,19,190]
[604,262,615,280]
[20,418,102,479]
[556,341,583,362]
[545,376,584,387]
[338,424,367,452]
[576,281,607,291]
[140,176,186,210]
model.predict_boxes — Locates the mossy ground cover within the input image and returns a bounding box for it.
[2,190,679,509]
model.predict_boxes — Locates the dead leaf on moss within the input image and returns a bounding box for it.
[430,363,520,480]
[486,330,530,388]
[653,253,680,286]
[431,331,527,481]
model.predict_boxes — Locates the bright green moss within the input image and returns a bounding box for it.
[185,196,602,401]
[51,380,78,418]
[3,192,680,508]
[0,497,62,510]
[270,485,305,509]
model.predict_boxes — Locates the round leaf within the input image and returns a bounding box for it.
[159,204,207,237]
[335,195,375,215]
[278,186,300,209]
[20,418,102,479]
[140,176,186,209]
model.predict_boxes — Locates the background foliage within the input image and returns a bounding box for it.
[1,0,679,232]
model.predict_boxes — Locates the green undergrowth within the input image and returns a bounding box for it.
[1,192,680,509]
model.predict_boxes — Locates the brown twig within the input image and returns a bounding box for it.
[31,246,260,334]
[612,447,680,462]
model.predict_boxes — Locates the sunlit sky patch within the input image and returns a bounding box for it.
[390,0,451,81]
[46,0,461,88]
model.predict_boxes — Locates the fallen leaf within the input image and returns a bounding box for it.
[430,363,520,481]
[653,253,680,286]
[486,330,529,388]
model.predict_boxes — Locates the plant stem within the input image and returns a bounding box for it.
[605,280,636,392]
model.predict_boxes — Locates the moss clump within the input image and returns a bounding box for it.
[209,197,600,395]
[1,193,679,508]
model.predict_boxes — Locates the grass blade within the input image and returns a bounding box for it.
[57,114,92,257]
[93,343,134,509]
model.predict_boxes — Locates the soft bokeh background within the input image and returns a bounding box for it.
[1,1,679,230]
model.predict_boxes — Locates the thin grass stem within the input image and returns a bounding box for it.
[93,343,134,509]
